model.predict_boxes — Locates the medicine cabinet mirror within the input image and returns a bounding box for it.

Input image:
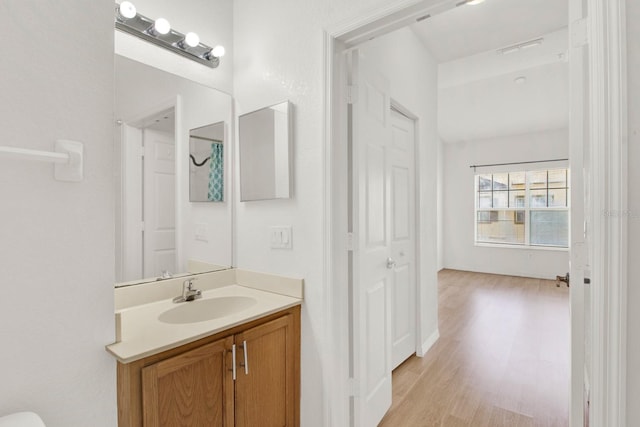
[239,101,292,201]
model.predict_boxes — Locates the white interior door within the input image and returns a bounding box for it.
[389,109,417,370]
[568,0,589,425]
[350,50,393,427]
[143,129,176,278]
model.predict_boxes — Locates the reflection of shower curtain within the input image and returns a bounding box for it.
[207,143,223,201]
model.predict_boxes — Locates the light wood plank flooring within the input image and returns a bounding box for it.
[379,269,569,427]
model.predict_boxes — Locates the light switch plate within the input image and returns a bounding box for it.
[270,226,292,249]
[195,223,208,242]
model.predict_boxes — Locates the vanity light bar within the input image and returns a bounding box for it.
[114,2,223,68]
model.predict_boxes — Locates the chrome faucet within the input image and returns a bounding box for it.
[173,278,202,303]
[156,270,173,281]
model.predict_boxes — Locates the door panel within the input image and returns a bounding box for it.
[392,265,411,337]
[141,337,234,427]
[389,110,416,369]
[234,315,295,427]
[366,280,388,396]
[350,50,393,427]
[366,144,386,246]
[392,166,410,240]
[143,129,176,278]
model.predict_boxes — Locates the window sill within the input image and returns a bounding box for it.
[474,242,569,252]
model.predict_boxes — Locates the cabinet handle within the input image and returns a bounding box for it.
[242,340,249,375]
[231,344,237,380]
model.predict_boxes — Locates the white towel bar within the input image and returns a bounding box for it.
[0,146,69,163]
[0,140,83,182]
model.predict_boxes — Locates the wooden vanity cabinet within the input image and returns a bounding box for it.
[141,337,234,427]
[117,306,300,427]
[234,314,296,427]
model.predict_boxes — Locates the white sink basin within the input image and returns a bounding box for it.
[158,296,258,324]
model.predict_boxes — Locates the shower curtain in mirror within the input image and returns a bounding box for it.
[207,143,223,201]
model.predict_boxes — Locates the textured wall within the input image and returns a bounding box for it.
[0,1,116,425]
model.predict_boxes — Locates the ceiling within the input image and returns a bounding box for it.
[438,60,569,142]
[409,0,570,144]
[411,0,569,63]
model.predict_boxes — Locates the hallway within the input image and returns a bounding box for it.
[380,269,569,427]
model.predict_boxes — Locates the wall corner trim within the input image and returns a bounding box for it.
[420,329,440,356]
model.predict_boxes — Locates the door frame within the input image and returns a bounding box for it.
[322,1,628,426]
[584,2,628,426]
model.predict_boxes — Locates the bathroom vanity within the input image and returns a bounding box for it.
[107,269,302,427]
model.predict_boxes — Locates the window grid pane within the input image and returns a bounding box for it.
[476,209,525,245]
[475,168,569,248]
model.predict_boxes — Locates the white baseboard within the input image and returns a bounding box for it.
[419,329,440,356]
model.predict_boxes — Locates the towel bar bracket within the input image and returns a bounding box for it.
[54,140,83,182]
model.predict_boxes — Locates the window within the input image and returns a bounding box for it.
[475,168,569,248]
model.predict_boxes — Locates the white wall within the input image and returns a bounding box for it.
[359,27,440,355]
[233,0,440,418]
[442,128,570,280]
[115,0,234,94]
[233,1,328,421]
[626,0,640,423]
[0,1,116,426]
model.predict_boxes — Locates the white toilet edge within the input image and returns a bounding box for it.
[0,412,45,427]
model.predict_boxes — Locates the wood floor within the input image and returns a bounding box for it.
[379,269,569,427]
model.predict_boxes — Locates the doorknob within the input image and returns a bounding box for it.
[386,257,396,269]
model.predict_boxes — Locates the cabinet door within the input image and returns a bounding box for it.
[234,314,296,427]
[141,336,234,427]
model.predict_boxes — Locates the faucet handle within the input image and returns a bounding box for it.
[183,278,197,290]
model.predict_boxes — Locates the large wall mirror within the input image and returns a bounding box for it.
[114,55,233,286]
[239,101,292,201]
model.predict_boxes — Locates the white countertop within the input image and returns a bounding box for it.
[106,271,303,364]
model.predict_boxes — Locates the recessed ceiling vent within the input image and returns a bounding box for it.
[497,37,544,55]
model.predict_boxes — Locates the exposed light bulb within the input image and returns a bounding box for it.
[211,45,226,58]
[118,1,137,19]
[184,32,200,48]
[154,18,171,35]
[466,0,485,5]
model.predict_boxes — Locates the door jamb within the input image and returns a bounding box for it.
[585,1,628,426]
[322,1,628,427]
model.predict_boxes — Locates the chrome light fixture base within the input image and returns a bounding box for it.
[114,4,220,68]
